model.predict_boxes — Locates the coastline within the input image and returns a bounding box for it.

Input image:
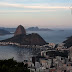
[0,42,48,51]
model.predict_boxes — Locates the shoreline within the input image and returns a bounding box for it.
[0,42,48,51]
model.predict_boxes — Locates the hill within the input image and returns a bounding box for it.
[0,29,11,35]
[63,36,72,48]
[14,25,26,36]
[1,33,46,45]
[27,27,53,31]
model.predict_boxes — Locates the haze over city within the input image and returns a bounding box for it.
[0,0,72,28]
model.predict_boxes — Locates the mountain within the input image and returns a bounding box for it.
[4,28,16,33]
[0,29,11,35]
[0,25,46,45]
[27,27,39,31]
[1,33,46,45]
[14,25,26,36]
[63,36,72,48]
[0,27,16,33]
[26,27,53,31]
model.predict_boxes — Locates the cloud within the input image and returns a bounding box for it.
[0,10,56,13]
[0,2,72,9]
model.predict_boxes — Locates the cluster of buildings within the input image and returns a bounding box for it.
[0,42,20,46]
[23,43,72,72]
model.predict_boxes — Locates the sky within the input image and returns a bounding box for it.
[0,0,72,28]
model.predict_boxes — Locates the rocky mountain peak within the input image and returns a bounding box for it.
[14,25,26,36]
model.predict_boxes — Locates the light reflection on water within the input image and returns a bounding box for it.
[0,46,33,62]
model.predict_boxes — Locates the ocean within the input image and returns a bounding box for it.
[27,30,72,44]
[0,30,72,61]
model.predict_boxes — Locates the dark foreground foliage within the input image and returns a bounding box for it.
[0,58,30,72]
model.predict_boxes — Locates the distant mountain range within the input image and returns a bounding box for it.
[26,27,53,31]
[0,27,16,33]
[0,29,11,35]
[0,27,53,33]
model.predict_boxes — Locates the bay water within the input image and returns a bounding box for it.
[0,30,72,61]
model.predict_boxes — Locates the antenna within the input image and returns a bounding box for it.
[68,0,72,15]
[70,5,72,15]
[66,0,72,15]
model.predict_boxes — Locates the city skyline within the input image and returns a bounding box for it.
[0,0,72,28]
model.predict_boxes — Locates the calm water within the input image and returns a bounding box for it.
[0,46,33,62]
[27,30,72,44]
[0,30,72,61]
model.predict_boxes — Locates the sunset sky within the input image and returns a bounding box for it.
[0,0,72,28]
